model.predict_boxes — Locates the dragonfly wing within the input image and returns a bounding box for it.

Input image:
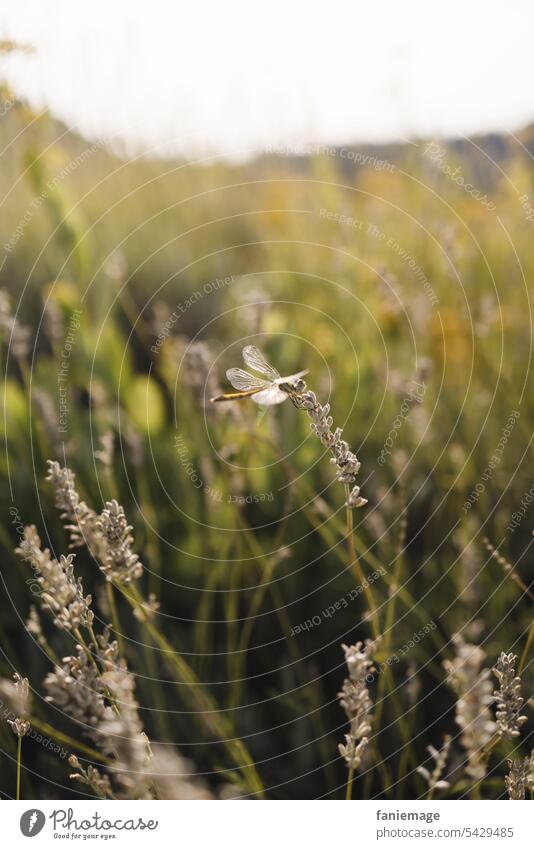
[275,369,308,384]
[242,345,281,380]
[226,368,268,392]
[251,386,288,406]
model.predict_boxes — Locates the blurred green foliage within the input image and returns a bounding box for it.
[0,91,533,799]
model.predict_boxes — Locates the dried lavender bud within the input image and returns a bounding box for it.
[9,718,31,737]
[148,745,213,799]
[48,639,155,798]
[99,662,152,798]
[0,289,32,357]
[338,639,379,770]
[46,460,105,557]
[132,593,160,622]
[417,735,451,793]
[527,750,534,794]
[46,461,144,585]
[94,430,114,467]
[95,626,120,666]
[505,757,530,800]
[45,647,115,741]
[68,754,114,799]
[443,634,496,782]
[97,500,143,584]
[16,526,94,631]
[26,605,46,647]
[297,389,367,508]
[0,673,31,737]
[492,652,527,739]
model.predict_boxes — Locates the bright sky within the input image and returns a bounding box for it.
[0,0,533,158]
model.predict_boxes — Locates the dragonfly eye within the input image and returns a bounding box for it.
[293,378,306,392]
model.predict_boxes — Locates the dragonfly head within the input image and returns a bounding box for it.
[282,377,306,395]
[288,376,307,393]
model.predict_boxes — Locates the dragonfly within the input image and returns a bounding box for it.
[210,345,308,407]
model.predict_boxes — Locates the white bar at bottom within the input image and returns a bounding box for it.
[3,799,532,848]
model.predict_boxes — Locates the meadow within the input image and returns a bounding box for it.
[0,91,533,799]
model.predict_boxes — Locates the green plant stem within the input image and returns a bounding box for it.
[34,633,62,668]
[87,624,101,657]
[106,581,125,656]
[342,488,396,795]
[75,627,120,715]
[305,479,437,796]
[371,502,416,794]
[480,731,500,761]
[344,486,380,639]
[237,517,338,792]
[269,582,338,792]
[225,560,242,701]
[16,735,22,800]
[470,782,481,800]
[518,619,534,674]
[118,582,265,798]
[303,501,445,670]
[346,763,355,800]
[134,468,163,599]
[73,628,99,671]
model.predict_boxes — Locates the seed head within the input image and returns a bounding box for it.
[416,735,451,793]
[505,757,532,800]
[338,639,379,770]
[492,652,527,739]
[443,634,496,781]
[0,289,32,357]
[69,754,114,799]
[0,672,31,737]
[45,647,115,741]
[97,500,143,584]
[46,460,105,557]
[298,389,367,508]
[147,745,213,799]
[16,526,94,631]
[99,661,152,798]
